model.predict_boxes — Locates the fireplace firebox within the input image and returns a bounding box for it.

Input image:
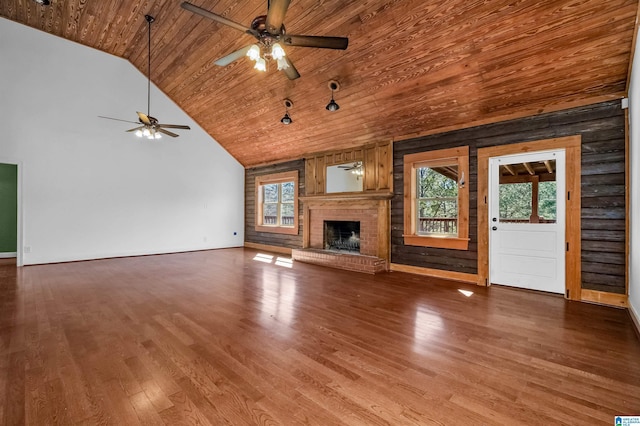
[324,221,360,253]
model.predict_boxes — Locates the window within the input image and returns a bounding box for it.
[403,146,469,250]
[255,171,298,235]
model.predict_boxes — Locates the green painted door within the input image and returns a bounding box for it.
[0,164,17,253]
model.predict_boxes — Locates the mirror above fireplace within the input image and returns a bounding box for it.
[326,162,364,193]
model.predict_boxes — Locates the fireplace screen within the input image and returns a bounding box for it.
[324,221,360,252]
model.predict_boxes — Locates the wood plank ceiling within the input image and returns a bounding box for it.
[1,0,637,167]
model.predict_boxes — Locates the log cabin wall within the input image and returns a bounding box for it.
[245,159,305,249]
[392,100,626,294]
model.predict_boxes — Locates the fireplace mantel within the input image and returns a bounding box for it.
[299,191,393,203]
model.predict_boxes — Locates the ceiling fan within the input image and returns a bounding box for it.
[338,161,364,179]
[99,15,190,139]
[338,162,362,171]
[181,0,349,80]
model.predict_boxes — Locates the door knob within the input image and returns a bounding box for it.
[492,226,497,231]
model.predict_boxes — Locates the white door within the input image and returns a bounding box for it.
[489,150,566,294]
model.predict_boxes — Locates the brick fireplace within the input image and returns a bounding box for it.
[292,194,391,274]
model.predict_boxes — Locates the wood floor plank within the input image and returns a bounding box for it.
[0,248,639,425]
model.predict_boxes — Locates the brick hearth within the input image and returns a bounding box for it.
[292,248,387,274]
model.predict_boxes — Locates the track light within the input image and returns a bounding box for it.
[281,99,293,125]
[281,113,292,125]
[326,80,340,112]
[33,0,50,5]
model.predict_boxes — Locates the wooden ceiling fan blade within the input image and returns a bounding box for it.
[126,126,145,132]
[98,116,140,125]
[281,57,300,80]
[137,112,152,125]
[158,128,179,138]
[214,46,253,66]
[283,35,349,50]
[181,2,259,38]
[157,124,191,130]
[265,0,291,34]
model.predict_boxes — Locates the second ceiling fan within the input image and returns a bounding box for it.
[181,0,349,80]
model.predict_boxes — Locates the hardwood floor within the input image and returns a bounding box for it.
[1,248,639,425]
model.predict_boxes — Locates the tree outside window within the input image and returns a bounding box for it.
[262,182,295,226]
[416,167,459,236]
[403,146,469,250]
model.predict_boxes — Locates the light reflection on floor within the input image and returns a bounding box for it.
[413,305,444,353]
[458,289,474,297]
[260,269,296,326]
[253,253,293,268]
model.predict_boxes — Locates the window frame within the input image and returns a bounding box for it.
[255,171,299,235]
[403,146,469,250]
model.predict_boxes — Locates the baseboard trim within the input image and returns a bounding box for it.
[629,303,640,339]
[390,263,478,284]
[0,252,17,258]
[244,242,293,256]
[580,289,628,308]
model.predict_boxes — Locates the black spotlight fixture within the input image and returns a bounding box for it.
[326,80,340,112]
[281,99,293,125]
[34,0,50,4]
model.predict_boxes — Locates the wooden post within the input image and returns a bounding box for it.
[530,176,540,223]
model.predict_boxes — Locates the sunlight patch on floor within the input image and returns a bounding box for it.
[253,253,294,268]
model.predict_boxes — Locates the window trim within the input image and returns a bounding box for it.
[255,171,299,235]
[403,146,469,250]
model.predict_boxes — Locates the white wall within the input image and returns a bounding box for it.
[0,18,245,265]
[629,29,640,328]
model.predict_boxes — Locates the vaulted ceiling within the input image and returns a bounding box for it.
[1,0,637,166]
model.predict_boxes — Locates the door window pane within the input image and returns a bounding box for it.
[499,182,532,221]
[538,182,557,222]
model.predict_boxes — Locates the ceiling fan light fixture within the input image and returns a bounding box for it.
[276,57,289,71]
[254,57,267,72]
[135,129,143,137]
[271,43,286,60]
[154,132,162,139]
[247,44,261,61]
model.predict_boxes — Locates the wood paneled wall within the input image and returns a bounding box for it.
[392,100,626,294]
[304,141,393,196]
[245,160,305,249]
